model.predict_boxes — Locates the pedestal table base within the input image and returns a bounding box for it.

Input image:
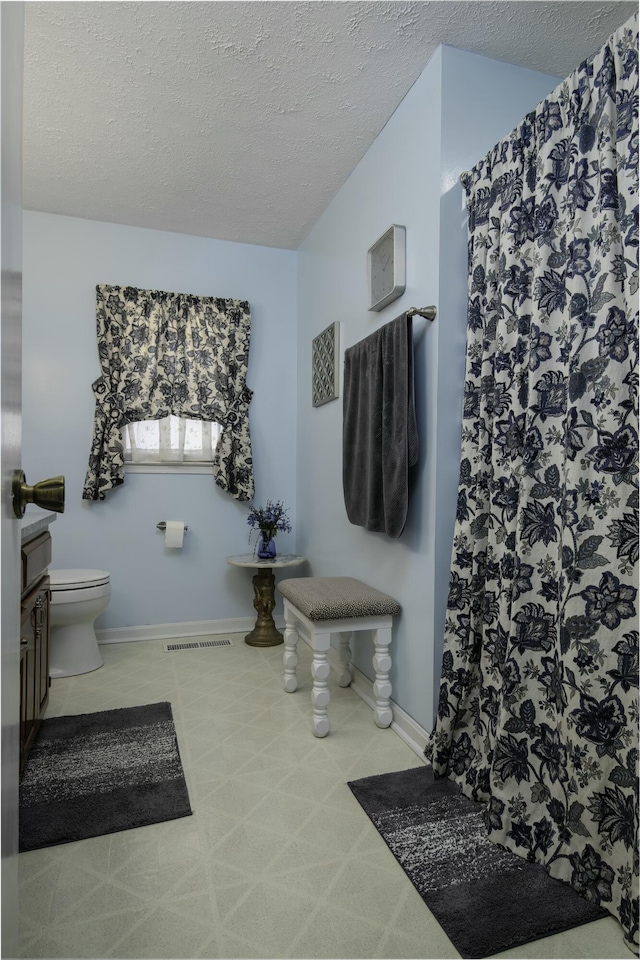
[245,567,283,647]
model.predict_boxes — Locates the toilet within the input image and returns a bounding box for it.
[49,569,111,677]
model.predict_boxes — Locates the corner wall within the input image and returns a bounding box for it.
[22,213,297,629]
[296,46,558,734]
[296,50,444,737]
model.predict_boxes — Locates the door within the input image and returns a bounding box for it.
[1,4,25,957]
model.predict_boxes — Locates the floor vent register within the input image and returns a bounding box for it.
[164,639,234,652]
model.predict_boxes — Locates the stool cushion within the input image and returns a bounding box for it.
[278,577,400,621]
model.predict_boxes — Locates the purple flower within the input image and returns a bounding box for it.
[247,499,292,543]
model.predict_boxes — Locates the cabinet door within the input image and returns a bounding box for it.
[19,647,28,774]
[19,591,38,770]
[21,532,51,595]
[19,576,50,771]
[36,578,49,717]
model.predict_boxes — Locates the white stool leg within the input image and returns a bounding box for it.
[311,631,331,737]
[336,632,352,687]
[283,605,300,693]
[372,626,393,728]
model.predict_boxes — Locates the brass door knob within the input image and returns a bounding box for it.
[12,470,65,518]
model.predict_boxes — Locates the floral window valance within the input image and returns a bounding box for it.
[83,284,255,502]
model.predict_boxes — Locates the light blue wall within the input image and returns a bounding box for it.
[296,49,444,736]
[296,46,558,734]
[22,45,559,729]
[22,212,297,629]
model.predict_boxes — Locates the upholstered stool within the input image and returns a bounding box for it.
[277,577,401,737]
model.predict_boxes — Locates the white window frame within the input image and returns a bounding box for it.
[122,415,221,475]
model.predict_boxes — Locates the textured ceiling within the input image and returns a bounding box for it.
[23,1,636,249]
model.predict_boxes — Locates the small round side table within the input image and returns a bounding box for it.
[226,553,306,647]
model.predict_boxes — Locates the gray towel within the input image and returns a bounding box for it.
[342,313,418,538]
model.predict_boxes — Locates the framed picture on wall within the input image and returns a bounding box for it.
[312,321,340,407]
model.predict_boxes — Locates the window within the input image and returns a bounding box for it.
[122,415,222,472]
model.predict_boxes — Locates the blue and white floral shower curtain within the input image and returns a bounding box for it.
[428,16,638,946]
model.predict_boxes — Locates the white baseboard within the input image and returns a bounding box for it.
[96,615,286,645]
[325,645,429,762]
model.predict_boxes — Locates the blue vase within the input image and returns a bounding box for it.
[257,534,277,560]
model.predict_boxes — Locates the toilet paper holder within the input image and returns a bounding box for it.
[157,521,189,532]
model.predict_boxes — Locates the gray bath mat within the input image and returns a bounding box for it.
[348,765,607,958]
[19,701,192,852]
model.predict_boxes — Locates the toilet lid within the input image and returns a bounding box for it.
[50,569,110,589]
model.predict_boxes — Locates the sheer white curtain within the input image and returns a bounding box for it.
[123,415,222,463]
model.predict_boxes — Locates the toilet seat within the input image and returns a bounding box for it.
[50,569,110,590]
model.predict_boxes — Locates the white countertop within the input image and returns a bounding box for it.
[226,553,305,569]
[20,510,58,543]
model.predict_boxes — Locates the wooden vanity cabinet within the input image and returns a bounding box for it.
[20,530,51,772]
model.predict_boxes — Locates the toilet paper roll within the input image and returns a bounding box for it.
[164,520,185,549]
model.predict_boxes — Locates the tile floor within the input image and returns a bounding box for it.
[18,634,629,959]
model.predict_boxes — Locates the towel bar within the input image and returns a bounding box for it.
[406,306,436,321]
